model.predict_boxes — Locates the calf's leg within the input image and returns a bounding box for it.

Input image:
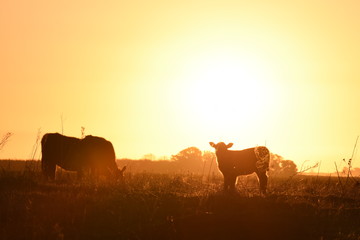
[223,174,237,191]
[256,171,268,194]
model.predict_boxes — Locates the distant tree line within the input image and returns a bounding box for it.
[118,147,219,175]
[342,167,360,177]
[118,147,299,177]
[269,154,298,177]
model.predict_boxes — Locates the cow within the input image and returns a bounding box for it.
[41,133,126,180]
[209,142,270,194]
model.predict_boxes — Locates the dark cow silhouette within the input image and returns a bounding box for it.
[209,142,270,194]
[41,133,126,180]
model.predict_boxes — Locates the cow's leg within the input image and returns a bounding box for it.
[256,171,268,194]
[42,160,56,180]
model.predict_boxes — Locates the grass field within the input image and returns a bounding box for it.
[1,168,360,240]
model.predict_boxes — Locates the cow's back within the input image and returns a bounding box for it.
[231,148,258,174]
[216,148,258,175]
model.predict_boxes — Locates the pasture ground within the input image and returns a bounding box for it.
[1,170,360,240]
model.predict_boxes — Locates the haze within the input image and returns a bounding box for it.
[1,0,360,172]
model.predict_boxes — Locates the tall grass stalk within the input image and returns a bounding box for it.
[29,128,41,160]
[346,135,359,184]
[0,132,12,151]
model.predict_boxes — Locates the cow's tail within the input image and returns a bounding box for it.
[41,133,49,172]
[254,146,270,172]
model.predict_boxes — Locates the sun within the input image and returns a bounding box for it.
[180,51,275,133]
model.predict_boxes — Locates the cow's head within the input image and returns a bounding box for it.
[209,142,233,152]
[108,166,127,181]
[117,166,127,179]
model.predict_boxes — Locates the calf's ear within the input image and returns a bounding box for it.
[209,142,216,148]
[226,143,234,148]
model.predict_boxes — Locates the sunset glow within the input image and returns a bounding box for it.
[180,52,275,134]
[1,0,360,172]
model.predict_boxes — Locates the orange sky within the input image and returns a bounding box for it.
[1,0,360,172]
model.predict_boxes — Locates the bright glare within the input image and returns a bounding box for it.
[181,51,274,132]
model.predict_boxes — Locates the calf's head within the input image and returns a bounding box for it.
[209,142,233,152]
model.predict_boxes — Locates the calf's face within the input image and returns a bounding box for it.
[209,142,233,152]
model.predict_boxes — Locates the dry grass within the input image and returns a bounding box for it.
[1,170,360,240]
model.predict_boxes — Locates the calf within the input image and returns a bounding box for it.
[209,142,270,194]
